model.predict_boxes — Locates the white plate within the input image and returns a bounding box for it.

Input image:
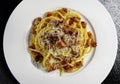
[3,0,118,84]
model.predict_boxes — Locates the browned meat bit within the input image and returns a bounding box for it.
[52,36,59,43]
[35,55,43,62]
[87,32,97,47]
[61,36,64,40]
[69,17,80,25]
[32,17,42,34]
[75,61,83,68]
[73,17,80,22]
[68,29,75,35]
[63,65,73,71]
[29,44,35,49]
[45,12,52,17]
[62,24,70,29]
[62,25,75,35]
[69,19,74,25]
[85,39,91,47]
[34,55,40,62]
[31,28,36,35]
[32,51,39,57]
[87,31,92,38]
[33,17,42,25]
[29,43,35,49]
[48,66,56,72]
[48,35,59,44]
[58,8,68,15]
[51,20,65,27]
[32,51,43,62]
[48,63,62,72]
[81,21,87,28]
[91,40,97,47]
[86,38,97,47]
[61,8,68,13]
[62,57,66,63]
[57,41,66,48]
[62,56,72,64]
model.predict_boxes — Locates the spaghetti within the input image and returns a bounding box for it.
[28,8,96,75]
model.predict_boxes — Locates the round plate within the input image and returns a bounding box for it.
[3,0,118,84]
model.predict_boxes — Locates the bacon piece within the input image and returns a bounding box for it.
[62,8,68,13]
[32,17,42,34]
[35,56,43,62]
[62,56,72,63]
[86,38,97,47]
[62,24,70,29]
[62,25,75,35]
[48,63,62,72]
[53,63,62,69]
[81,21,87,28]
[58,8,68,15]
[68,30,75,35]
[63,65,73,71]
[75,61,83,68]
[85,39,91,47]
[32,51,43,62]
[57,41,66,48]
[35,55,40,62]
[33,17,42,25]
[69,17,80,25]
[31,28,36,35]
[45,12,52,17]
[86,32,97,47]
[29,43,35,49]
[69,19,74,25]
[91,40,97,47]
[48,67,56,72]
[87,31,92,38]
[72,17,80,23]
[50,20,65,27]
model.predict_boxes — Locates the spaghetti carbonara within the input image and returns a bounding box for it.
[28,8,96,75]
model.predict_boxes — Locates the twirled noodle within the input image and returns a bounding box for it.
[28,8,97,76]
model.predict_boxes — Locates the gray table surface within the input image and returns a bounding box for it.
[0,0,120,84]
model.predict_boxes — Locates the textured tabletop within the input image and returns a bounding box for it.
[99,0,120,84]
[0,0,120,84]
